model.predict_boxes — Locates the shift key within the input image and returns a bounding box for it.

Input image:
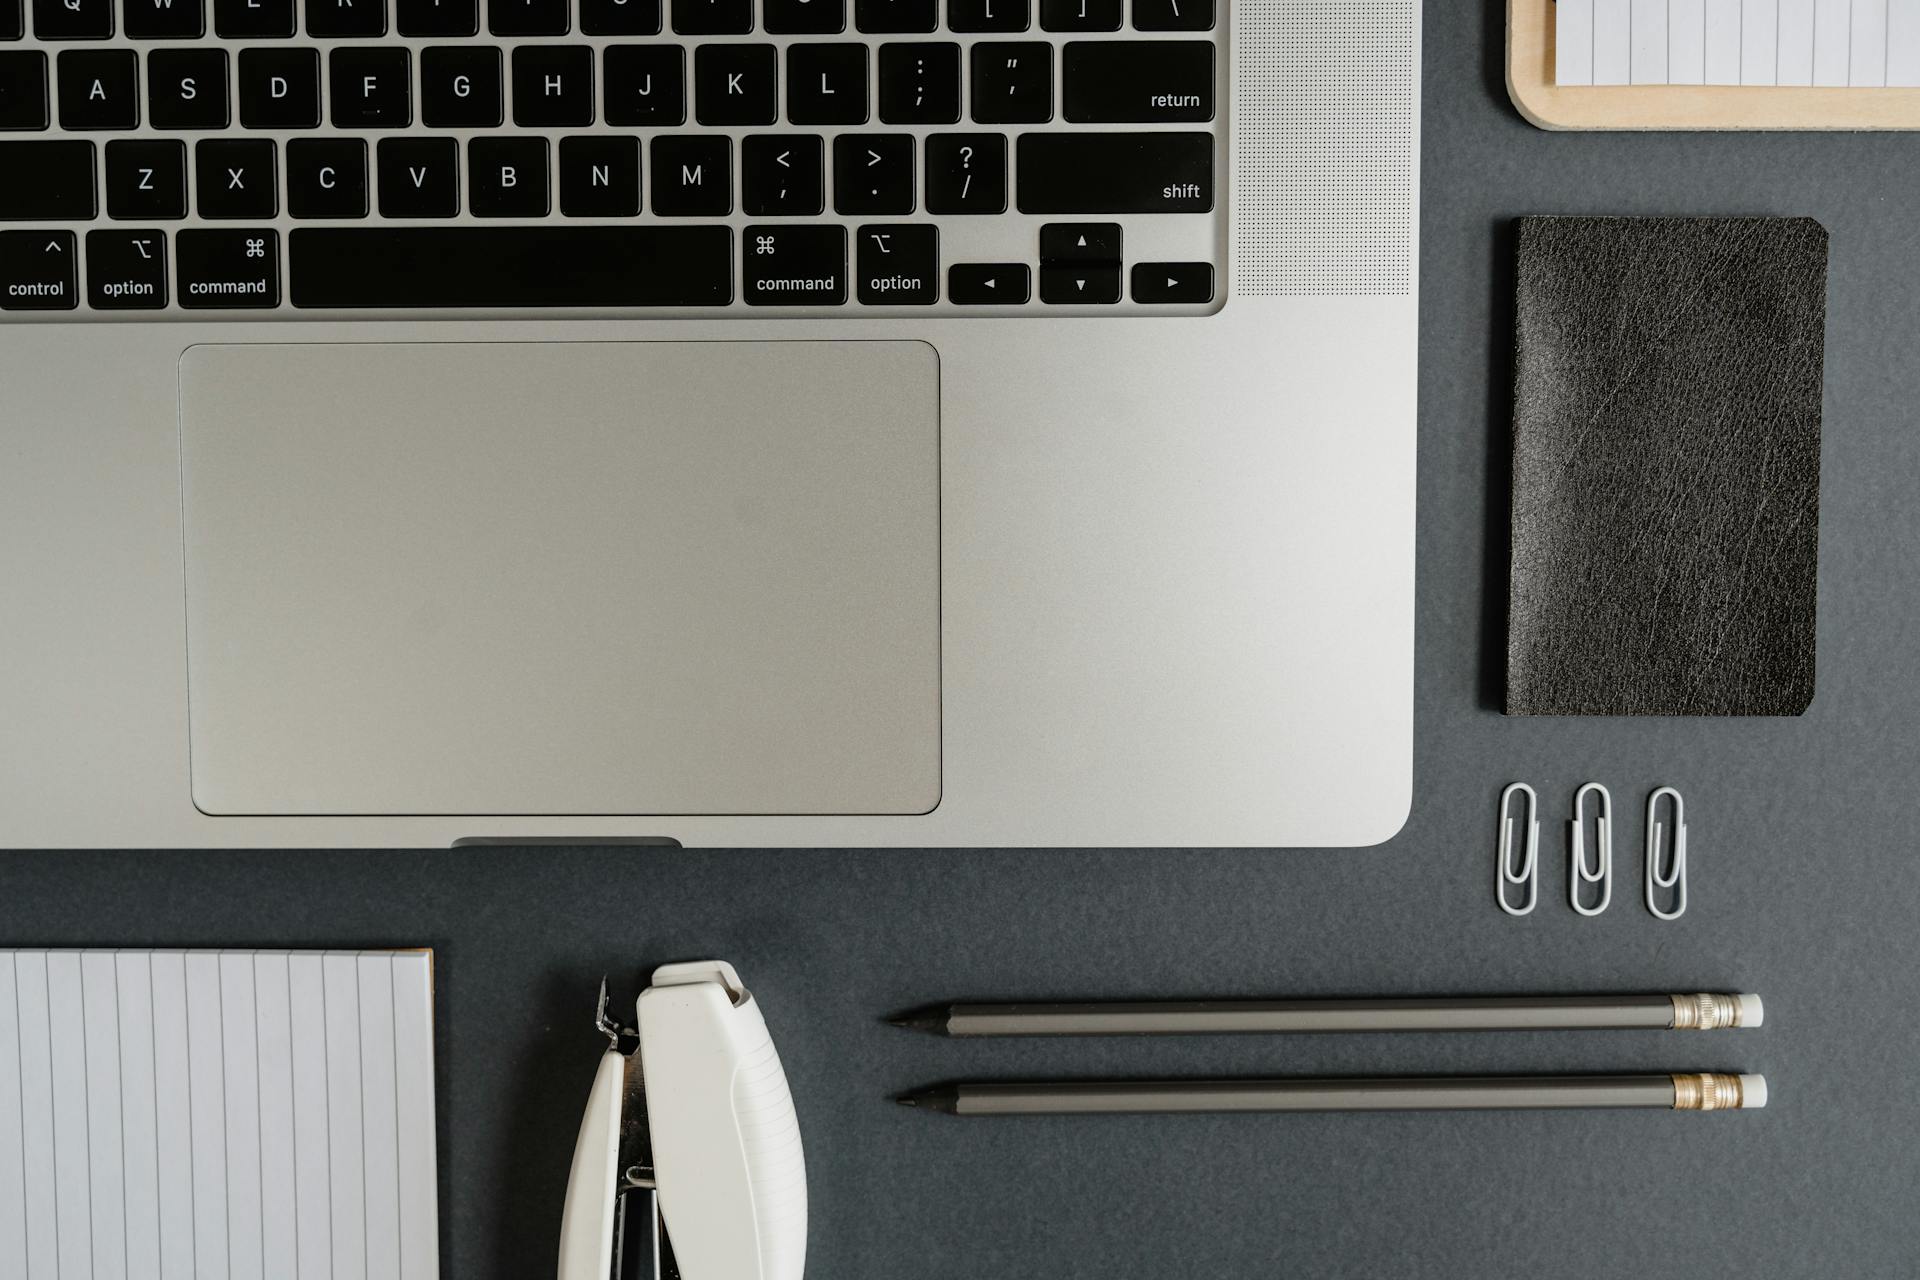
[178,229,280,308]
[1016,132,1211,214]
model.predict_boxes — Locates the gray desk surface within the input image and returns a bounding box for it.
[7,8,1920,1277]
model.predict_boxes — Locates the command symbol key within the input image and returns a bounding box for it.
[178,228,280,309]
[0,231,78,311]
[743,224,847,307]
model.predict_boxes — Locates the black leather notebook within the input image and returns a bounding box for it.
[1507,216,1827,716]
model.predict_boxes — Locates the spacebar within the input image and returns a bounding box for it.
[289,226,734,308]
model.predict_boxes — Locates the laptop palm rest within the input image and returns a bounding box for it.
[177,340,941,817]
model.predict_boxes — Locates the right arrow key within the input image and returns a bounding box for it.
[1130,261,1214,304]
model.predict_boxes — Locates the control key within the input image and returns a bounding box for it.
[0,228,77,309]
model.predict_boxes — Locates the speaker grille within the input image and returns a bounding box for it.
[1232,0,1417,297]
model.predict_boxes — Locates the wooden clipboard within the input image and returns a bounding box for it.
[1507,0,1920,130]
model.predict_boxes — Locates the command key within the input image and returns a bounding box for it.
[178,229,280,309]
[0,231,78,311]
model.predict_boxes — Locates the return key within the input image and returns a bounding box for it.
[1062,41,1213,123]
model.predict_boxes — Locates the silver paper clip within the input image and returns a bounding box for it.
[1496,782,1539,917]
[1568,783,1613,917]
[1645,786,1688,920]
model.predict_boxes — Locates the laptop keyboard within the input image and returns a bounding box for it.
[0,0,1223,317]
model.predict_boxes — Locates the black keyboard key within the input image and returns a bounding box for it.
[306,0,385,35]
[421,45,500,126]
[32,0,111,38]
[1039,220,1117,261]
[1131,0,1206,28]
[947,261,1026,303]
[238,48,320,127]
[215,0,294,36]
[970,41,1048,123]
[0,140,95,218]
[148,48,229,129]
[1040,0,1115,30]
[763,0,838,32]
[125,0,206,38]
[376,135,457,215]
[331,46,410,126]
[876,41,956,124]
[603,44,681,124]
[742,223,842,306]
[693,41,772,124]
[853,0,929,29]
[0,229,76,308]
[512,44,591,125]
[0,0,19,37]
[1130,260,1209,302]
[947,0,1023,31]
[0,50,48,128]
[468,135,546,216]
[649,133,726,214]
[924,132,1003,213]
[1063,40,1211,122]
[786,42,864,125]
[196,137,276,216]
[57,50,138,129]
[855,222,933,304]
[670,0,747,33]
[1039,262,1117,303]
[741,131,820,215]
[1016,131,1210,213]
[487,0,566,34]
[397,0,476,33]
[287,135,366,215]
[578,0,656,33]
[177,227,278,306]
[290,224,733,306]
[557,133,637,215]
[85,227,167,307]
[831,131,910,214]
[105,137,186,217]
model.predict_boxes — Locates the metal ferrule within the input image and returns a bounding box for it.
[1671,1073,1746,1111]
[1670,992,1744,1030]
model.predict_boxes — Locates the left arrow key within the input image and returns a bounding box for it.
[0,229,78,309]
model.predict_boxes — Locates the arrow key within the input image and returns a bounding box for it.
[1039,262,1118,304]
[948,261,1028,304]
[1039,221,1120,263]
[0,229,77,310]
[1130,260,1212,304]
[742,132,823,216]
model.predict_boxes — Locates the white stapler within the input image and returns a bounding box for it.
[558,961,808,1280]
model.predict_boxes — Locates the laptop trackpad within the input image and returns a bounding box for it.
[178,341,941,817]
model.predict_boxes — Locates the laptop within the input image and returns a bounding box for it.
[0,0,1420,848]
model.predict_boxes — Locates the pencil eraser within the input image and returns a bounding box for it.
[1739,1074,1769,1109]
[1737,993,1765,1028]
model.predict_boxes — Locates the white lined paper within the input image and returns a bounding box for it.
[0,951,438,1280]
[1558,0,1920,83]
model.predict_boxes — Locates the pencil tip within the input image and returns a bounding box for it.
[885,1006,948,1034]
[895,1085,959,1114]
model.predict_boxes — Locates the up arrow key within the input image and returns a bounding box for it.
[46,239,63,253]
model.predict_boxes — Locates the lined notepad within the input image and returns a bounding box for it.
[1557,0,1920,85]
[0,950,438,1280]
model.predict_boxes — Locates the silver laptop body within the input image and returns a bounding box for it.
[0,0,1419,847]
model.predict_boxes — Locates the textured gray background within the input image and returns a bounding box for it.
[6,4,1920,1276]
